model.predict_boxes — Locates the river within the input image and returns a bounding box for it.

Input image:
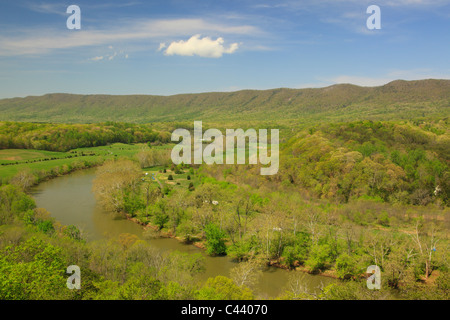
[30,168,335,298]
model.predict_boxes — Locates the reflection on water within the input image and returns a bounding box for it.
[30,168,335,298]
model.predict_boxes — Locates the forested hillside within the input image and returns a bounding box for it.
[0,79,448,123]
[0,122,171,152]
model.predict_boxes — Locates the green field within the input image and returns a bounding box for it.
[0,149,69,163]
[0,143,174,181]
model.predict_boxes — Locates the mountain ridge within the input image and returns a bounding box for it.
[0,79,448,123]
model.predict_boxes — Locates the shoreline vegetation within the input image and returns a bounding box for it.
[124,212,342,280]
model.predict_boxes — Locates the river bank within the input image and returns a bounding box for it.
[124,213,342,281]
[30,167,338,297]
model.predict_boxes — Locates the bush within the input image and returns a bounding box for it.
[196,276,253,300]
[64,225,82,240]
[335,253,358,279]
[377,211,390,227]
[281,246,297,269]
[37,220,54,234]
[227,238,258,261]
[305,244,332,272]
[204,223,227,256]
[167,175,173,181]
[123,192,145,216]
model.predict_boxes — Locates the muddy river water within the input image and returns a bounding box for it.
[31,168,335,298]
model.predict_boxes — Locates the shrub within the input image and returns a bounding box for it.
[204,223,227,256]
[305,244,332,272]
[335,253,358,279]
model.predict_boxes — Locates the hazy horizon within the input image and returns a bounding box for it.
[2,77,449,100]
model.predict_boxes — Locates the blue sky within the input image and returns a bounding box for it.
[0,0,449,98]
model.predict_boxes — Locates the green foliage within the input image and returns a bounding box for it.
[281,232,310,268]
[0,121,171,152]
[321,281,392,300]
[377,211,390,227]
[152,204,169,230]
[305,244,332,273]
[64,225,82,241]
[123,191,146,217]
[0,184,36,225]
[335,253,358,279]
[204,223,227,256]
[282,120,449,205]
[227,237,260,261]
[196,276,254,300]
[0,80,448,123]
[0,237,69,300]
[36,220,54,235]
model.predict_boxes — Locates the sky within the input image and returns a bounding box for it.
[0,0,449,98]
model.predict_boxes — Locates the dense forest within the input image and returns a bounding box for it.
[0,122,171,152]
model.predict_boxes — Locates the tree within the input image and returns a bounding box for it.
[0,184,36,225]
[280,272,317,300]
[410,219,440,280]
[305,244,332,273]
[92,159,142,212]
[0,237,71,300]
[196,276,254,300]
[166,191,187,235]
[335,253,358,279]
[204,223,227,256]
[230,257,263,289]
[10,169,37,190]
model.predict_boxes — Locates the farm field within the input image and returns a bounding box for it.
[0,143,173,181]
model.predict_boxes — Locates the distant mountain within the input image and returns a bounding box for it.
[0,79,448,123]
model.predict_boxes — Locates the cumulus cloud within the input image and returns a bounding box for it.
[163,35,239,58]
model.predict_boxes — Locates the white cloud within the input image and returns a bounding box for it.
[89,51,130,62]
[26,2,66,15]
[158,43,166,51]
[163,35,239,58]
[0,18,260,56]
